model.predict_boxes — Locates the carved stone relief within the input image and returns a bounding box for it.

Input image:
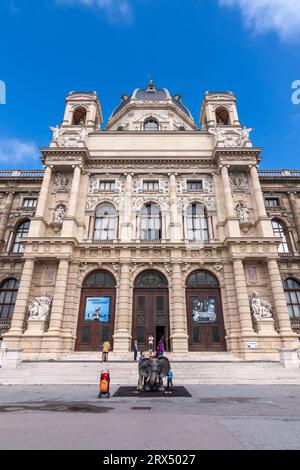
[230,173,249,192]
[53,173,73,193]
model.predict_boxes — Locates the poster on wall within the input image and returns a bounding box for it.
[84,297,110,322]
[192,298,217,323]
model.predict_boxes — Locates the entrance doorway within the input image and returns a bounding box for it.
[186,270,226,351]
[75,270,116,351]
[132,270,169,352]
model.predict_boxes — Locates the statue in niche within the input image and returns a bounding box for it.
[28,293,52,321]
[250,291,273,321]
[53,205,66,223]
[236,202,250,223]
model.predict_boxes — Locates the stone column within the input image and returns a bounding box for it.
[267,259,295,335]
[221,165,235,217]
[170,263,189,352]
[0,192,14,242]
[113,262,131,352]
[48,259,70,332]
[232,259,254,335]
[7,258,35,334]
[67,166,82,217]
[121,173,133,241]
[250,166,267,218]
[288,192,300,248]
[35,166,52,218]
[169,173,181,241]
[250,165,273,237]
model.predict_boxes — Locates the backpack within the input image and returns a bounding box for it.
[100,379,109,393]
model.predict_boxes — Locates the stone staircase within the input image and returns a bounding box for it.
[1,353,300,385]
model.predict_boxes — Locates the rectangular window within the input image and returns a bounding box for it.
[265,198,280,208]
[143,180,159,191]
[99,181,115,191]
[23,198,37,208]
[187,180,203,191]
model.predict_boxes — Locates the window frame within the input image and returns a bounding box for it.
[186,203,209,242]
[140,203,162,241]
[143,180,160,191]
[187,180,203,191]
[272,219,290,254]
[10,219,30,254]
[284,278,300,319]
[93,203,116,241]
[143,118,159,131]
[0,278,19,321]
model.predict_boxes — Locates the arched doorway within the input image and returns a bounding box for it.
[186,270,226,351]
[133,270,169,352]
[76,270,116,351]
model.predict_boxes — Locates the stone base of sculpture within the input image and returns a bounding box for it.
[254,319,276,335]
[25,319,48,335]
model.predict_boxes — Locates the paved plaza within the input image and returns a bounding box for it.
[0,384,300,450]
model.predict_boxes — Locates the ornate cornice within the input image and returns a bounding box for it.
[213,147,262,166]
[86,159,216,170]
[41,147,90,166]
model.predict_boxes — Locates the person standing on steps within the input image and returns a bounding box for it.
[133,339,138,361]
[148,333,154,351]
[102,340,110,362]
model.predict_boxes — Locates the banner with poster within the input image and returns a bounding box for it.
[84,297,110,322]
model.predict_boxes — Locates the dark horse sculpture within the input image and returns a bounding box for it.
[137,356,170,392]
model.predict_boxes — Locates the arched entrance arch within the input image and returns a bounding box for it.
[75,270,116,351]
[186,270,226,351]
[133,270,170,352]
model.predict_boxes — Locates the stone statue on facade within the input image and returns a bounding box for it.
[53,205,66,223]
[209,126,252,148]
[28,293,52,321]
[236,202,250,223]
[50,126,63,146]
[250,291,273,321]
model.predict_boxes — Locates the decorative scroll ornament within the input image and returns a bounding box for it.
[28,293,52,321]
[250,291,273,321]
[209,126,253,148]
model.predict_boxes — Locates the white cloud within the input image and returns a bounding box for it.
[55,0,133,23]
[0,138,39,166]
[219,0,300,41]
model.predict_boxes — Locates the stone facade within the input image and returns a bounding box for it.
[0,84,299,359]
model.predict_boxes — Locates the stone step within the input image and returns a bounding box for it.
[1,360,300,385]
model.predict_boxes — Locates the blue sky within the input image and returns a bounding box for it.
[0,0,299,169]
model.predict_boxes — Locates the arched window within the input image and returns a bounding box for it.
[134,270,168,288]
[0,278,19,328]
[284,278,300,319]
[141,203,162,240]
[94,203,116,241]
[186,203,209,241]
[272,219,290,253]
[186,270,219,288]
[73,106,87,125]
[144,118,159,131]
[83,270,116,288]
[11,219,30,253]
[215,107,230,125]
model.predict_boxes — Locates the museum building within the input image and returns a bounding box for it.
[0,81,300,359]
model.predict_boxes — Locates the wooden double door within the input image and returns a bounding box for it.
[75,287,116,351]
[133,289,169,352]
[186,288,226,351]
